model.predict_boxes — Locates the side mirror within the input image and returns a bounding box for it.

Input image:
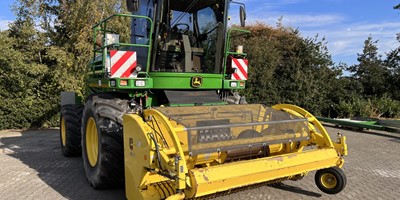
[240,5,246,27]
[126,0,139,12]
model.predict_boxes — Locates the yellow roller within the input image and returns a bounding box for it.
[123,104,347,200]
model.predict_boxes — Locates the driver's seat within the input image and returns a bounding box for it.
[182,35,204,72]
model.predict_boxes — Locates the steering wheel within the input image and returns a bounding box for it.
[172,23,190,34]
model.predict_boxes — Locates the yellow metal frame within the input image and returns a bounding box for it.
[123,104,347,200]
[272,104,347,158]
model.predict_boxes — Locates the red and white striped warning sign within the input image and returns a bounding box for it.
[231,58,248,80]
[110,50,137,78]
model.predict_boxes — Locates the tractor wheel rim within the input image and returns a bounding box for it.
[61,117,66,146]
[321,173,337,189]
[86,117,99,167]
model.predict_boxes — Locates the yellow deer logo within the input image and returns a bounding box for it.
[191,76,202,88]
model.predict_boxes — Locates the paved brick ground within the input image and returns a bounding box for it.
[0,125,399,200]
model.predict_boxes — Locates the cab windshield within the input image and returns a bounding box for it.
[152,0,226,73]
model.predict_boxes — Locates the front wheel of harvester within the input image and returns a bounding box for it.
[60,104,83,157]
[81,94,131,189]
[315,167,347,194]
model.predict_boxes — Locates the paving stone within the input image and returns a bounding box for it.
[0,126,399,200]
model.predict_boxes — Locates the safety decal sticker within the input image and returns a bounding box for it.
[231,58,248,80]
[110,50,137,78]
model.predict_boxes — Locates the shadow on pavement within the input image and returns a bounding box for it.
[0,129,125,200]
[269,182,322,198]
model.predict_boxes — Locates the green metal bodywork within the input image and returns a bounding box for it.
[149,72,223,89]
[86,10,250,107]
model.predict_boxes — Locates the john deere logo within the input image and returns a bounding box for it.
[191,76,202,88]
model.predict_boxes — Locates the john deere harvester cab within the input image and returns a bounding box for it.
[86,0,250,106]
[59,0,348,199]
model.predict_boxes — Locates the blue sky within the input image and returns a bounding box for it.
[1,0,400,65]
[240,0,400,65]
[0,0,14,31]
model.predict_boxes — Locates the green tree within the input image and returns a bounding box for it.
[347,36,389,97]
[0,0,128,129]
[385,36,400,100]
[237,23,340,115]
[0,0,55,129]
[38,0,129,97]
[385,4,400,100]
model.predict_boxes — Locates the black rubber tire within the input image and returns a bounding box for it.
[60,104,83,157]
[81,93,131,189]
[315,167,347,194]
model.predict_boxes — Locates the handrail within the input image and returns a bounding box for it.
[90,14,154,75]
[223,28,251,75]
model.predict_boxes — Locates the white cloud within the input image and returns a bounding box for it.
[0,19,12,31]
[301,21,400,63]
[240,11,399,65]
[243,0,306,9]
[247,14,345,27]
[281,14,344,27]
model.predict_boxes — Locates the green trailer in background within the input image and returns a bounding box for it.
[317,117,400,133]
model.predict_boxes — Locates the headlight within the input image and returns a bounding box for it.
[135,80,145,87]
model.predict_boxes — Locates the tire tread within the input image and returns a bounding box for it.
[60,104,83,157]
[82,94,131,189]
